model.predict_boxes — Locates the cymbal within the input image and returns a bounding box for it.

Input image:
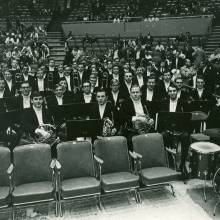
[203,128,220,139]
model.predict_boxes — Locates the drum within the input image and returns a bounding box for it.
[190,142,220,180]
[191,111,208,121]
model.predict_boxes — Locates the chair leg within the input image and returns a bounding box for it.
[133,189,140,204]
[55,200,58,217]
[137,189,142,203]
[169,184,175,197]
[213,198,220,216]
[96,194,102,210]
[11,205,14,220]
[59,201,63,217]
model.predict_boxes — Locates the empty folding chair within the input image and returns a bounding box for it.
[56,141,101,217]
[94,136,140,203]
[12,144,57,219]
[132,133,180,197]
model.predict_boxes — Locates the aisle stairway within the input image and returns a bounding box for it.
[47,32,65,65]
[204,25,220,55]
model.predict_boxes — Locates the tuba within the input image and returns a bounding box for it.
[102,117,117,137]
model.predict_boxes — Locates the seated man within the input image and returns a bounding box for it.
[90,88,116,136]
[21,91,54,143]
[120,85,154,150]
[159,84,190,179]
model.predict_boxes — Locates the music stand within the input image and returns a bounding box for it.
[0,109,22,131]
[190,100,215,113]
[155,111,192,132]
[49,102,95,122]
[66,119,103,140]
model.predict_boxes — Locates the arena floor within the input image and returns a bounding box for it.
[0,179,219,220]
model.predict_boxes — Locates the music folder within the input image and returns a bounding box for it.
[155,111,192,132]
[66,119,103,140]
[0,109,22,131]
[49,102,95,121]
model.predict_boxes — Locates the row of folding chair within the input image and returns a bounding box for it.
[0,133,180,218]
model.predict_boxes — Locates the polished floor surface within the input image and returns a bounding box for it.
[0,179,219,220]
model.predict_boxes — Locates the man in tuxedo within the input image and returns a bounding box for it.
[107,65,123,86]
[4,70,17,97]
[90,89,115,121]
[54,64,64,85]
[32,68,48,94]
[17,81,32,109]
[20,65,34,87]
[0,77,10,98]
[174,77,189,102]
[133,66,147,88]
[160,84,189,178]
[157,70,172,100]
[64,66,76,93]
[21,91,53,138]
[120,72,134,97]
[74,81,96,103]
[46,84,71,107]
[75,62,90,87]
[120,85,154,149]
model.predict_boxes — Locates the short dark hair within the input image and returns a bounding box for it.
[168,84,178,91]
[130,84,141,92]
[96,88,107,96]
[31,91,43,99]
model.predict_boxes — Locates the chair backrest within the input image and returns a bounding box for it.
[0,147,10,186]
[132,133,167,169]
[57,141,95,180]
[94,136,130,174]
[13,144,52,186]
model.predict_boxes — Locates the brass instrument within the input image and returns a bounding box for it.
[33,124,57,144]
[47,70,54,91]
[102,117,116,137]
[132,114,154,134]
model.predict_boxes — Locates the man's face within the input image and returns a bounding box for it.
[82,82,91,94]
[37,70,45,79]
[147,79,155,90]
[64,67,71,76]
[111,82,119,93]
[136,67,143,76]
[90,75,97,86]
[20,83,31,96]
[175,79,183,90]
[163,72,171,82]
[130,87,141,101]
[58,65,63,73]
[4,71,12,81]
[0,80,5,91]
[168,87,177,100]
[107,61,112,69]
[49,60,55,67]
[55,86,64,97]
[113,66,119,75]
[22,66,29,75]
[96,91,107,105]
[78,64,84,72]
[32,96,43,108]
[196,79,205,90]
[59,80,67,91]
[124,72,132,83]
[11,60,18,69]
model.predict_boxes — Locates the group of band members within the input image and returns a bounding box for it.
[0,57,220,180]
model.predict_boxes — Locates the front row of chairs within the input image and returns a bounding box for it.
[0,133,180,218]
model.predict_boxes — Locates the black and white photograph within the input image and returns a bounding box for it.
[0,0,220,219]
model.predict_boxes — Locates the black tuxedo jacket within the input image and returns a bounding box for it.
[159,99,185,112]
[141,86,161,102]
[21,74,35,87]
[189,89,214,101]
[107,90,126,110]
[133,75,148,88]
[74,92,96,103]
[120,99,153,127]
[21,107,53,135]
[46,95,71,107]
[4,80,17,97]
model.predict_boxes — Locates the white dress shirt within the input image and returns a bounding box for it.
[56,96,63,105]
[0,90,4,98]
[65,76,71,91]
[132,100,144,115]
[137,75,144,87]
[6,80,12,91]
[164,81,170,92]
[37,79,44,91]
[99,103,106,119]
[84,94,92,103]
[125,82,132,94]
[113,74,119,81]
[197,89,203,98]
[23,74,29,81]
[146,89,153,101]
[33,106,43,126]
[112,91,119,105]
[169,99,178,112]
[22,95,31,108]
